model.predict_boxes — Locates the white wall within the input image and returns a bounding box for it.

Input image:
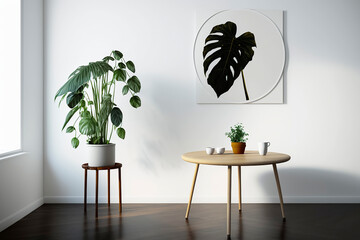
[0,0,43,231]
[44,0,360,204]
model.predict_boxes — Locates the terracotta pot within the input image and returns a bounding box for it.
[231,142,246,154]
[87,143,115,167]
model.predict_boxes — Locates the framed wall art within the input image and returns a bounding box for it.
[194,10,285,104]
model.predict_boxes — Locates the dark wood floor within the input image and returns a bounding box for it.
[1,204,359,240]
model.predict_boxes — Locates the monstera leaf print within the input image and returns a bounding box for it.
[203,21,256,99]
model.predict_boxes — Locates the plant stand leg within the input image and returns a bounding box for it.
[118,167,122,213]
[84,169,87,213]
[108,169,110,207]
[273,164,286,221]
[96,169,99,218]
[185,164,200,219]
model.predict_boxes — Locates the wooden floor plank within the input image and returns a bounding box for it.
[1,204,359,240]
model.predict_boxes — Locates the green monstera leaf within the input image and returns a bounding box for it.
[55,61,113,99]
[79,117,96,135]
[110,107,123,127]
[117,127,126,139]
[71,137,80,149]
[203,21,256,99]
[66,92,83,108]
[99,94,114,127]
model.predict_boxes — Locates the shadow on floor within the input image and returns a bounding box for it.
[258,167,360,202]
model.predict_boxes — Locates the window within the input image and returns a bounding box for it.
[0,0,21,156]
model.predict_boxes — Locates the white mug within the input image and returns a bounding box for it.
[205,147,215,155]
[258,142,271,155]
[215,147,225,154]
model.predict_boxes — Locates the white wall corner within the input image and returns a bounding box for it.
[0,198,43,232]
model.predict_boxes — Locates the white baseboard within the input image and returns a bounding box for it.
[44,195,360,204]
[280,196,360,204]
[44,196,105,203]
[0,198,44,232]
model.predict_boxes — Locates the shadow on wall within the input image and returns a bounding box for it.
[258,167,360,202]
[133,76,193,172]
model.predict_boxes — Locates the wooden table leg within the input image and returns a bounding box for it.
[238,166,242,212]
[273,164,286,221]
[185,164,199,219]
[227,166,232,239]
[108,169,110,207]
[84,169,87,212]
[118,167,122,213]
[96,169,99,218]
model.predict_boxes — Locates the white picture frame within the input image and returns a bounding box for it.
[194,10,285,104]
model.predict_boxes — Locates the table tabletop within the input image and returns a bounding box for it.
[182,150,290,166]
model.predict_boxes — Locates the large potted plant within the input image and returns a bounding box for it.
[54,50,141,166]
[225,123,249,154]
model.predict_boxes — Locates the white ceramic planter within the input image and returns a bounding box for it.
[87,143,115,167]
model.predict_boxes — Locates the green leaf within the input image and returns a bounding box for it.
[110,107,123,127]
[88,136,102,144]
[79,117,96,135]
[62,106,80,130]
[225,123,248,142]
[71,137,80,149]
[80,99,86,108]
[66,126,75,133]
[103,94,112,101]
[102,56,114,62]
[76,83,88,93]
[117,127,126,139]
[203,21,256,98]
[113,69,126,81]
[118,62,126,69]
[127,76,141,93]
[99,94,114,126]
[57,93,67,107]
[55,61,113,99]
[122,85,129,95]
[88,101,94,105]
[80,110,91,118]
[130,95,141,108]
[126,61,135,73]
[112,50,123,60]
[66,92,83,108]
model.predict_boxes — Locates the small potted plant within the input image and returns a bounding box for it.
[54,50,141,166]
[225,123,249,154]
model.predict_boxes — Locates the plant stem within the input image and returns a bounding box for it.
[108,125,115,143]
[90,81,98,120]
[94,78,102,140]
[73,115,80,125]
[84,92,93,116]
[241,71,249,101]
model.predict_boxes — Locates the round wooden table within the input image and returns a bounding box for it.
[82,163,122,218]
[182,150,290,239]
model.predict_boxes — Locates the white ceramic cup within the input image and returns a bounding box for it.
[205,147,215,155]
[258,142,271,155]
[216,147,225,154]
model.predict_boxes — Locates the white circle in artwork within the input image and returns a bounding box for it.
[194,10,285,103]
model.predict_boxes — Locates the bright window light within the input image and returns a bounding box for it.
[0,0,21,156]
